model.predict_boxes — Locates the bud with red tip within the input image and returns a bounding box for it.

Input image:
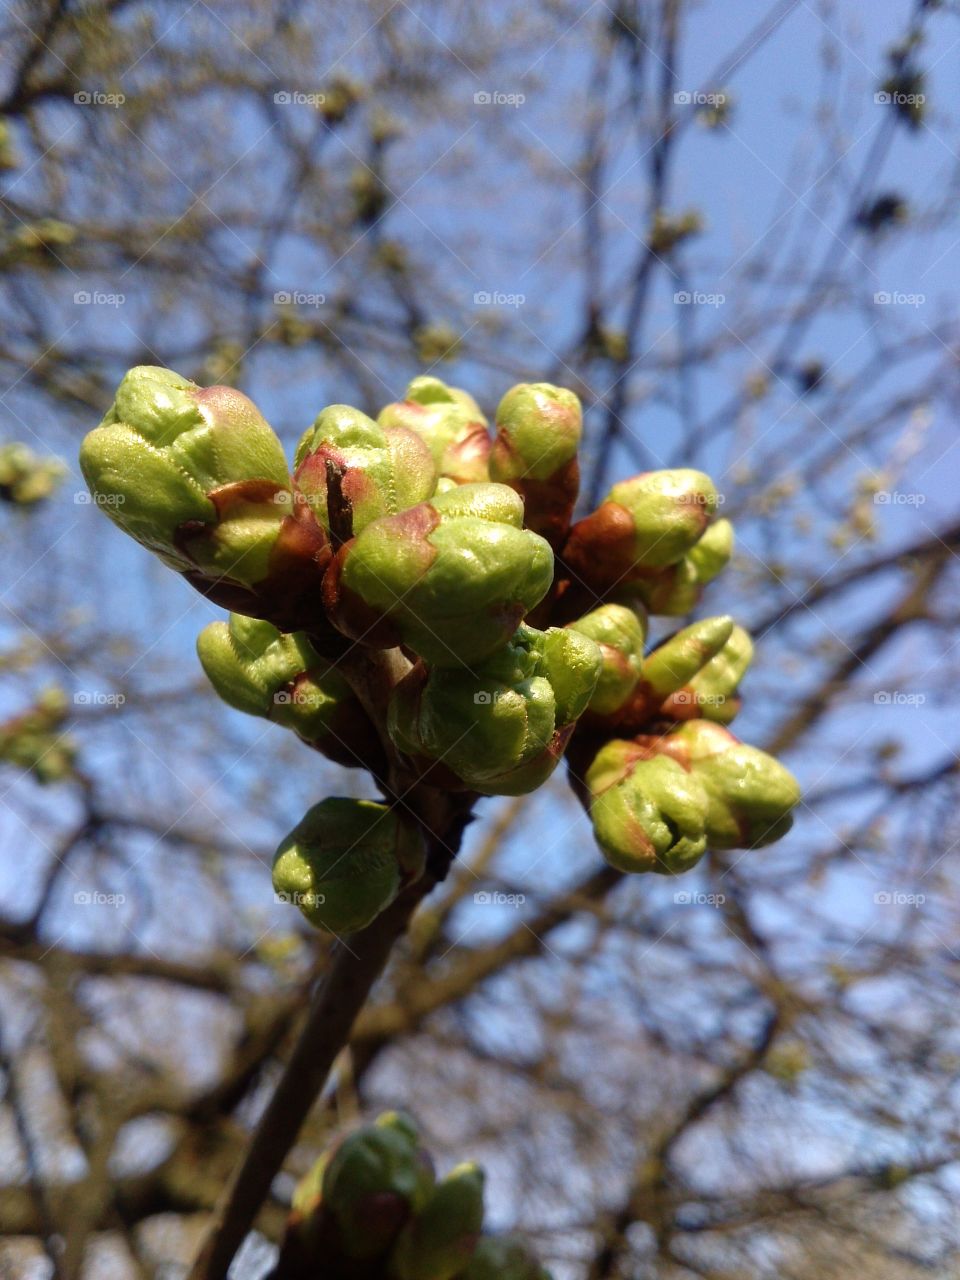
[642,719,800,848]
[323,483,554,667]
[378,376,490,484]
[490,382,581,545]
[294,404,436,537]
[584,739,710,875]
[564,469,720,593]
[79,366,331,631]
[566,603,647,717]
[659,623,752,723]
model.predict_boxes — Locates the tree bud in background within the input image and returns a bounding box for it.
[0,442,66,506]
[390,1162,486,1280]
[320,1111,435,1259]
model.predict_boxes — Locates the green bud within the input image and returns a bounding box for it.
[490,383,581,544]
[564,469,719,589]
[658,720,800,848]
[461,1236,553,1280]
[608,469,718,567]
[632,518,734,615]
[388,624,601,795]
[378,376,490,484]
[0,443,66,506]
[0,685,75,784]
[272,798,423,934]
[79,366,331,630]
[294,403,436,535]
[324,484,554,667]
[609,614,737,726]
[566,603,647,716]
[196,614,381,768]
[586,744,709,875]
[322,1112,435,1259]
[390,1162,485,1280]
[661,624,752,723]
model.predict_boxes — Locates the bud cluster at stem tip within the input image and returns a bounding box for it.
[77,364,800,932]
[279,1111,553,1278]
